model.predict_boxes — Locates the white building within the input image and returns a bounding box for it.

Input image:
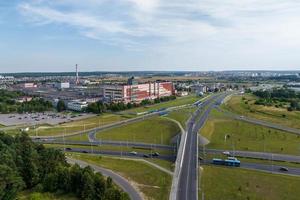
[67,100,88,112]
[56,82,70,89]
[22,83,37,88]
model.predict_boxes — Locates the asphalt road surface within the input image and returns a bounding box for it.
[60,147,176,162]
[203,148,300,163]
[202,162,300,176]
[67,158,143,200]
[176,93,228,200]
[36,139,175,151]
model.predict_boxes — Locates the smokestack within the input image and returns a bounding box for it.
[76,64,79,85]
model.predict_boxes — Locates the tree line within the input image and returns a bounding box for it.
[0,132,129,200]
[0,90,53,114]
[86,95,177,114]
[252,88,300,111]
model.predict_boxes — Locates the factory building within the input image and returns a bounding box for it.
[67,100,88,111]
[55,82,70,89]
[101,77,174,103]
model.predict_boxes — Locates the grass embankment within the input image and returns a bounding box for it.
[223,94,300,129]
[122,95,202,114]
[5,114,131,137]
[200,110,300,155]
[95,117,180,145]
[67,153,172,200]
[18,191,77,200]
[200,166,300,200]
[167,107,196,128]
[44,144,174,156]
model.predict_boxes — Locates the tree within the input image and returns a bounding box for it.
[14,133,40,188]
[0,165,24,200]
[81,169,95,200]
[57,100,66,112]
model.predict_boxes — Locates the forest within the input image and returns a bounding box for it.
[0,132,129,200]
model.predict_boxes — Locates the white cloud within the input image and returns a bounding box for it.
[17,0,300,69]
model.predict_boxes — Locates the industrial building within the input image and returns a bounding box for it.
[100,77,174,103]
[55,82,70,89]
[67,100,88,111]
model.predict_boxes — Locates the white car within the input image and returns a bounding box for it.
[222,151,231,156]
[129,151,138,155]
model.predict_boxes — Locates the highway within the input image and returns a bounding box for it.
[175,93,228,200]
[36,138,175,151]
[67,158,143,200]
[55,146,176,161]
[201,162,300,176]
[202,148,300,163]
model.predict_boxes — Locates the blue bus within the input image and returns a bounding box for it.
[212,157,240,167]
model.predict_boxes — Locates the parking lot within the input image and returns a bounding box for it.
[0,112,95,126]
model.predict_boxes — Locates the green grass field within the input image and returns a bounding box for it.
[4,114,131,137]
[200,110,300,155]
[121,95,202,114]
[66,133,90,141]
[167,107,196,128]
[44,144,174,155]
[223,94,300,129]
[200,166,300,200]
[95,117,180,145]
[67,153,172,200]
[18,191,77,200]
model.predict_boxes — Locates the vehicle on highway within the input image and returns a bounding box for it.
[151,152,160,157]
[82,150,88,153]
[212,157,240,167]
[65,147,72,151]
[279,167,289,172]
[222,151,231,156]
[143,154,150,158]
[129,151,137,155]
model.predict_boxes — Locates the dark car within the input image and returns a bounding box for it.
[279,167,289,172]
[82,150,88,153]
[65,147,72,151]
[143,154,150,158]
[151,152,160,157]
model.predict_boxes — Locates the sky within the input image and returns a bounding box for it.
[1,0,300,72]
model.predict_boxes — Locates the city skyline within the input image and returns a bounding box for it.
[1,0,300,72]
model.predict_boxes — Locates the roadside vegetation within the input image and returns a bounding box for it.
[167,107,197,128]
[95,117,180,145]
[87,95,177,113]
[223,94,300,129]
[67,153,172,200]
[200,166,300,200]
[121,94,202,114]
[0,90,53,113]
[18,191,78,200]
[0,132,129,200]
[200,110,300,155]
